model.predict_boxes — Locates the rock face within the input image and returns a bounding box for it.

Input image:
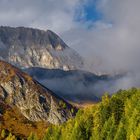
[0,26,83,70]
[0,60,76,124]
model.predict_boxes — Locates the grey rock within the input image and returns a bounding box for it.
[0,26,83,70]
[0,60,76,124]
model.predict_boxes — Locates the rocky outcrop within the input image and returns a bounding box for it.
[0,26,83,70]
[0,60,76,124]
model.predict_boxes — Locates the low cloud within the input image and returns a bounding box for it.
[62,0,140,83]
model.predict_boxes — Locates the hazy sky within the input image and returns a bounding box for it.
[0,0,140,75]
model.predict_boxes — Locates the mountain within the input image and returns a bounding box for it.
[0,26,83,70]
[0,60,76,125]
[25,67,123,103]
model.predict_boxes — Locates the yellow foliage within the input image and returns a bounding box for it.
[130,133,137,140]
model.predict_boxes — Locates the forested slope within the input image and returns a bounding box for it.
[44,88,140,140]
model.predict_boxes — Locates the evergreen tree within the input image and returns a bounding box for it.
[1,129,6,139]
[114,121,126,140]
[27,133,38,140]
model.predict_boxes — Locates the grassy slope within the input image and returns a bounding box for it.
[0,102,49,139]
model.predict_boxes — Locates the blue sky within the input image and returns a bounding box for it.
[76,1,102,22]
[84,4,102,22]
[74,0,102,28]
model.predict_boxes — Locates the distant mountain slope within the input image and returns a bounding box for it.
[0,26,83,70]
[0,60,76,125]
[25,67,123,103]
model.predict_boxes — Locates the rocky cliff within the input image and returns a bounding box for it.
[0,26,83,70]
[0,60,76,124]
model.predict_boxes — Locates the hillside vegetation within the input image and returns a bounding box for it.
[1,88,140,139]
[44,88,140,140]
[0,100,49,139]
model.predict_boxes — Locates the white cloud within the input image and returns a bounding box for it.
[0,0,81,33]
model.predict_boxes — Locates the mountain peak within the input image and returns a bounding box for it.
[0,26,84,70]
[0,26,67,49]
